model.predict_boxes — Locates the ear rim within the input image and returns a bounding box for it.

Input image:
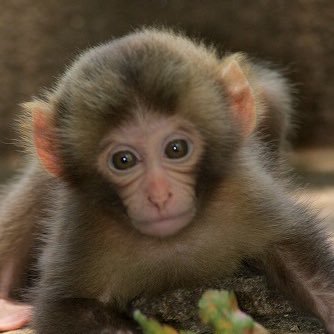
[220,54,257,137]
[23,101,62,177]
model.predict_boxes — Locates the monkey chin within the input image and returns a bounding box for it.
[131,209,196,238]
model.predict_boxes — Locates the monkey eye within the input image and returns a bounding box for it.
[164,139,190,160]
[109,150,138,171]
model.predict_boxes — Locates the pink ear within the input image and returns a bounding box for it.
[30,103,62,177]
[221,56,256,137]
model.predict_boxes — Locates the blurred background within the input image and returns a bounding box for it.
[1,4,333,333]
[0,0,334,181]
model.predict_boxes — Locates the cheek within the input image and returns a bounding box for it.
[116,180,144,210]
[169,182,196,210]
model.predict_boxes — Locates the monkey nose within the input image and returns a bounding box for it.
[148,192,172,211]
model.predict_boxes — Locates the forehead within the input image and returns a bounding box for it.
[53,33,232,161]
[101,112,199,146]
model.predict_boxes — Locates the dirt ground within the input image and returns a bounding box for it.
[3,148,334,334]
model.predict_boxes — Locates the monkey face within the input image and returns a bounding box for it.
[97,113,204,238]
[30,29,246,240]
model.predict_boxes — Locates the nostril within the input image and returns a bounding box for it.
[148,192,172,210]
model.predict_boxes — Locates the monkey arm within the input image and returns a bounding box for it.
[0,161,50,288]
[262,207,334,334]
[234,159,334,333]
[0,161,52,330]
[33,297,138,334]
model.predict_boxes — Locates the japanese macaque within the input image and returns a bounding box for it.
[0,28,333,334]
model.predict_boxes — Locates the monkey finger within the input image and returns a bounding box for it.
[0,298,32,331]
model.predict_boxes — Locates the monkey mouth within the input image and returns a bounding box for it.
[132,209,195,238]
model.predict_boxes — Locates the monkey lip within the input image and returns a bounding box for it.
[132,209,195,238]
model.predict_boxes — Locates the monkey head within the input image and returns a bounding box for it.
[25,29,257,238]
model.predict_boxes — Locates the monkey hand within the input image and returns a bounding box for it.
[34,297,140,334]
[323,315,334,334]
[0,298,32,331]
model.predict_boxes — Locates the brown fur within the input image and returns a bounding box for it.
[1,28,333,333]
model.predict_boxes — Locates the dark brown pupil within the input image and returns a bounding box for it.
[111,151,137,170]
[165,139,188,159]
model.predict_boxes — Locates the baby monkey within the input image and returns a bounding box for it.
[0,28,334,333]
